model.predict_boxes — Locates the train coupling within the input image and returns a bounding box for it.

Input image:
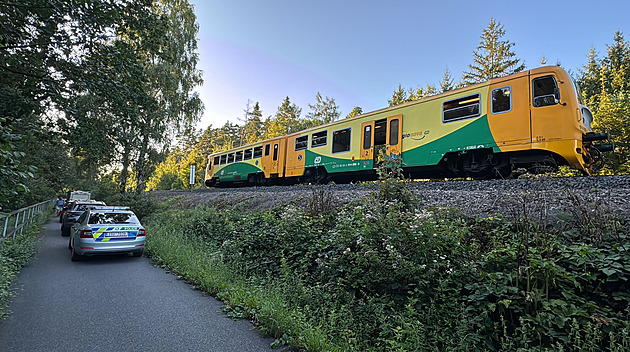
[583,129,615,153]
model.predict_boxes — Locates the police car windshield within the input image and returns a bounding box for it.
[89,212,139,225]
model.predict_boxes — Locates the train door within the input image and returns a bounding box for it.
[360,121,375,164]
[386,115,402,157]
[530,72,566,143]
[261,137,286,178]
[487,76,530,148]
[262,142,273,177]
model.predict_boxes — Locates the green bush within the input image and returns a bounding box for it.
[144,190,630,351]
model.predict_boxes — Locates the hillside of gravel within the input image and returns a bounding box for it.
[149,175,630,223]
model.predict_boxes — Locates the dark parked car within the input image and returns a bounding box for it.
[59,200,76,223]
[60,200,105,236]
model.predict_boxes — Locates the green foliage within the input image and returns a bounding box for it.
[143,185,630,351]
[346,106,363,119]
[307,92,341,125]
[463,17,525,85]
[577,31,630,174]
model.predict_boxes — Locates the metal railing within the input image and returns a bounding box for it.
[1,200,53,241]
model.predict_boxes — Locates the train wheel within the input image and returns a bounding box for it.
[314,167,328,184]
[257,174,268,186]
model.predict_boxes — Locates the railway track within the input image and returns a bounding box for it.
[150,175,630,221]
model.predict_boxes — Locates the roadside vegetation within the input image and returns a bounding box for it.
[0,207,53,318]
[139,158,630,351]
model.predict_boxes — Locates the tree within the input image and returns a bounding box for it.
[346,106,363,118]
[264,97,302,138]
[243,102,264,144]
[462,18,525,85]
[388,84,409,106]
[307,92,341,125]
[577,31,630,174]
[439,68,455,93]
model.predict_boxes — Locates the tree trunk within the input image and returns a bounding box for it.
[135,131,149,193]
[119,142,131,193]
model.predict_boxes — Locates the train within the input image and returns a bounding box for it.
[204,66,614,187]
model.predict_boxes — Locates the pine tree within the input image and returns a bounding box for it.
[439,68,455,93]
[540,56,548,66]
[577,31,630,174]
[462,18,525,85]
[388,84,409,106]
[264,97,302,138]
[243,102,263,144]
[346,106,363,118]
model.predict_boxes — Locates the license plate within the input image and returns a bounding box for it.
[105,232,128,237]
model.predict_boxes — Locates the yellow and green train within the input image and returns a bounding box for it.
[205,66,613,187]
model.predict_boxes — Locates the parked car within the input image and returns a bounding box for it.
[69,206,146,261]
[60,200,106,236]
[59,200,76,223]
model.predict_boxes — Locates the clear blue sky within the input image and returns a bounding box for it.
[189,0,630,129]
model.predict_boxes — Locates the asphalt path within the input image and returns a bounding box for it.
[0,216,276,352]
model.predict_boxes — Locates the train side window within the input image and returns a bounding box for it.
[235,150,243,162]
[332,127,351,153]
[295,136,308,151]
[389,119,399,146]
[213,156,219,165]
[491,86,512,114]
[363,125,372,149]
[264,143,271,157]
[443,94,481,123]
[253,146,263,158]
[244,149,253,160]
[220,155,227,165]
[273,144,279,161]
[311,131,327,147]
[533,76,559,107]
[227,153,235,163]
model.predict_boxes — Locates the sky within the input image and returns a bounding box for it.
[188,0,630,130]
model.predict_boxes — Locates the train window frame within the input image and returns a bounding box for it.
[491,86,512,114]
[227,153,235,163]
[213,156,219,166]
[332,127,352,154]
[363,125,372,150]
[219,155,227,165]
[295,136,308,151]
[253,146,263,158]
[273,144,279,161]
[243,149,253,160]
[442,93,481,123]
[264,143,271,157]
[389,118,399,146]
[533,76,559,108]
[311,131,327,148]
[235,150,243,162]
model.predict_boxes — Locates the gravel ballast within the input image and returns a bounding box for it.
[150,175,630,222]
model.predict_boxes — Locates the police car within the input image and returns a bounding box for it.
[69,206,146,261]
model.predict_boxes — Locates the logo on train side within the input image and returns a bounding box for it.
[255,160,259,166]
[298,154,303,161]
[314,156,322,164]
[221,170,224,175]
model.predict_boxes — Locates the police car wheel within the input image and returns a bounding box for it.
[71,247,83,262]
[132,251,143,257]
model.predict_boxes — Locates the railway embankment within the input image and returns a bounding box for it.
[144,174,630,351]
[151,175,630,221]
